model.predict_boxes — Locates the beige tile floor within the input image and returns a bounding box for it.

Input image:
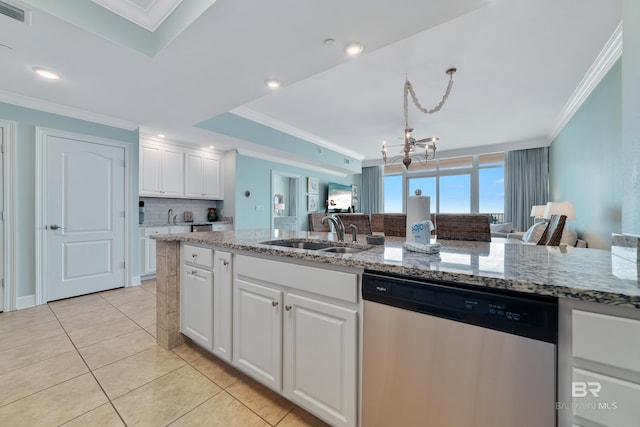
[0,280,330,427]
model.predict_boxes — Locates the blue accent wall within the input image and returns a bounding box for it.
[234,154,361,231]
[549,59,622,249]
[197,113,362,174]
[0,102,139,298]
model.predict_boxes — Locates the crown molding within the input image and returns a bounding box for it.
[235,146,350,177]
[0,89,139,130]
[232,106,366,161]
[549,21,622,142]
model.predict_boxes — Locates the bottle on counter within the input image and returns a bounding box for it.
[207,208,218,222]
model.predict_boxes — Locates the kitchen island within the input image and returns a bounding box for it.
[153,229,640,308]
[152,229,640,427]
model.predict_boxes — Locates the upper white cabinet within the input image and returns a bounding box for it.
[139,142,184,197]
[184,150,223,199]
[139,139,224,200]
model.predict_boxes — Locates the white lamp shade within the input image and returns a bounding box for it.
[543,201,576,220]
[530,205,547,218]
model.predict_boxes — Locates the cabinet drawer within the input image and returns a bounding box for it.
[572,368,640,425]
[183,244,213,269]
[573,310,640,373]
[143,227,169,237]
[236,255,358,303]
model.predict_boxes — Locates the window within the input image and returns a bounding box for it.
[384,175,403,213]
[440,174,470,213]
[383,153,504,216]
[479,166,504,213]
[408,176,436,200]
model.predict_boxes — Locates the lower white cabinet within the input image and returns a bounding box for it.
[558,299,640,427]
[283,292,357,427]
[233,278,283,390]
[212,250,233,362]
[180,245,214,350]
[233,254,358,427]
[140,227,168,276]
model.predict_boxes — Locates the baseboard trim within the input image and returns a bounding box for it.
[130,276,142,286]
[16,294,36,310]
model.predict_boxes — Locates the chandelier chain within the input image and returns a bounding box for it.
[403,74,455,125]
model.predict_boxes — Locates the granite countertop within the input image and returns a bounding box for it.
[140,221,232,227]
[152,229,640,308]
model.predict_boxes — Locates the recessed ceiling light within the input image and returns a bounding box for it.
[323,38,336,47]
[209,146,214,149]
[158,134,165,138]
[266,79,281,89]
[32,67,61,80]
[345,42,364,56]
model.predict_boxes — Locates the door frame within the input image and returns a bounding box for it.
[0,120,16,312]
[35,127,132,305]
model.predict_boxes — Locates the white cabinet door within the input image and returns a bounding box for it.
[184,152,203,198]
[233,278,283,391]
[202,154,222,199]
[184,151,223,199]
[140,144,162,195]
[180,266,213,349]
[213,251,233,362]
[283,292,357,427]
[161,147,184,197]
[144,238,156,274]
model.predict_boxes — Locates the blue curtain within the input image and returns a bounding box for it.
[361,166,384,214]
[505,147,549,232]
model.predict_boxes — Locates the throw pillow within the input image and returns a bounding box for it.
[490,222,513,234]
[522,222,547,243]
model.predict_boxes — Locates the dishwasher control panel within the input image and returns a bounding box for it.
[363,271,558,343]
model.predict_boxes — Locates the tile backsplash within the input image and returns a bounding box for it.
[140,198,221,224]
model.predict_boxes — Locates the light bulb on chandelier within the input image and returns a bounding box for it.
[382,67,456,169]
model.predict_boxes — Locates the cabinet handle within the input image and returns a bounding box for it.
[222,260,229,266]
[192,253,197,258]
[191,270,197,275]
[285,305,292,311]
[272,301,278,307]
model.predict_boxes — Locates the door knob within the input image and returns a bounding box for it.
[49,224,66,230]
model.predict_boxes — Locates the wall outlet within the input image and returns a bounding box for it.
[255,204,264,211]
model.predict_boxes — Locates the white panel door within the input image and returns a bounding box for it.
[46,136,126,301]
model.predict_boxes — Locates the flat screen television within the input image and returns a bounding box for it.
[328,182,352,212]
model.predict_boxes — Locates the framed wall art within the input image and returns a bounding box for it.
[307,177,319,194]
[308,195,319,212]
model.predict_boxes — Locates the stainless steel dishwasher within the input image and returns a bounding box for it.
[362,271,558,427]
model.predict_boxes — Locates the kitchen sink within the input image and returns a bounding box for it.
[320,246,367,254]
[261,240,334,250]
[260,239,371,254]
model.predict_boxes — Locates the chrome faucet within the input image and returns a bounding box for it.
[348,224,358,242]
[168,208,173,224]
[322,215,345,242]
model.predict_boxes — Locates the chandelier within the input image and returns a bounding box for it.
[382,67,457,169]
